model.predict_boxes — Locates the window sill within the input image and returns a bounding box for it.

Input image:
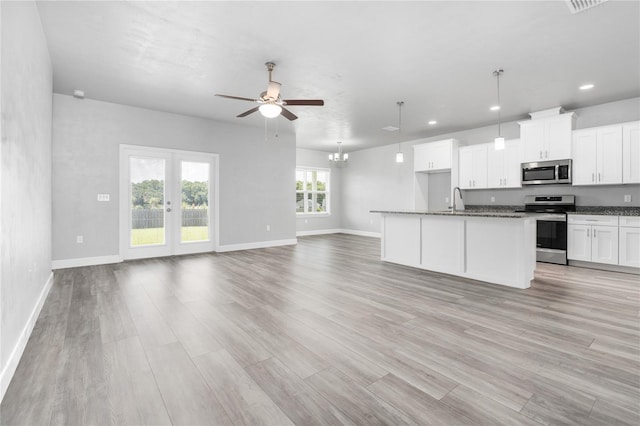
[296,213,331,218]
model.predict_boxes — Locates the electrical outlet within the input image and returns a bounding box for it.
[266,225,270,231]
[445,197,449,203]
[76,235,83,244]
[97,193,110,202]
[624,194,632,203]
[491,196,496,203]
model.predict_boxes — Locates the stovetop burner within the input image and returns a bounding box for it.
[521,194,576,213]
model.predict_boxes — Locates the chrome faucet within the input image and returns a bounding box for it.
[451,186,463,213]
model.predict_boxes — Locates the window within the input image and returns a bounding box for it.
[296,167,330,215]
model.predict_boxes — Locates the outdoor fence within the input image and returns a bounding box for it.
[132,208,208,229]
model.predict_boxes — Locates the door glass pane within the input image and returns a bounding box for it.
[181,161,209,243]
[130,156,165,246]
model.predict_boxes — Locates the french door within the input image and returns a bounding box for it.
[120,145,218,260]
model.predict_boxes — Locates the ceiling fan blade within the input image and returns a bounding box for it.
[237,106,260,117]
[266,81,281,100]
[283,99,325,106]
[215,94,258,102]
[280,107,298,121]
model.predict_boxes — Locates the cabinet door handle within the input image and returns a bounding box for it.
[593,229,596,238]
[545,150,548,158]
[598,172,601,182]
[539,150,543,159]
[587,228,590,238]
[592,173,595,182]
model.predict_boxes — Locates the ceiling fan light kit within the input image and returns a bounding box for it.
[215,62,324,121]
[259,103,282,118]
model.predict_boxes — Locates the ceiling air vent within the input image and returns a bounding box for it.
[565,0,608,14]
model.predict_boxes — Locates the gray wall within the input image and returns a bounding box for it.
[342,143,415,233]
[52,94,296,261]
[342,98,640,233]
[295,148,342,233]
[1,0,53,388]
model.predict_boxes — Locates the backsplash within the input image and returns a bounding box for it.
[463,184,639,207]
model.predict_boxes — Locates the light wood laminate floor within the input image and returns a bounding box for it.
[2,234,639,425]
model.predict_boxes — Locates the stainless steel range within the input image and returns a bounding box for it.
[519,195,576,265]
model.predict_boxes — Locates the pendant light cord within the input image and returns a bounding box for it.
[495,69,503,137]
[397,101,404,152]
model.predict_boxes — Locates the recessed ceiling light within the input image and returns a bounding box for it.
[382,126,399,132]
[428,120,437,125]
[490,105,500,111]
[579,84,594,90]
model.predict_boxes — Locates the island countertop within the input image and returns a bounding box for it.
[370,209,527,219]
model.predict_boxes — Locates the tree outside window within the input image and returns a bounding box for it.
[296,167,329,214]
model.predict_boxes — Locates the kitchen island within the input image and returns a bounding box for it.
[371,210,536,289]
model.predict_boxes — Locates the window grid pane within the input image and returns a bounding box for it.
[295,167,330,215]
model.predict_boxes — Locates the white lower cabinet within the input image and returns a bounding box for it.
[568,215,619,265]
[382,214,421,266]
[619,217,640,267]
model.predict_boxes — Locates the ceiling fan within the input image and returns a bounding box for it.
[215,62,324,121]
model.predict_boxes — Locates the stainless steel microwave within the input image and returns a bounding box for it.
[521,159,572,185]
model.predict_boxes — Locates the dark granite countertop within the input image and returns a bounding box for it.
[370,210,527,219]
[571,206,640,216]
[465,205,640,217]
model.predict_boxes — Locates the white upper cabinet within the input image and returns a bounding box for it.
[520,111,575,162]
[572,124,623,185]
[458,144,487,189]
[413,139,458,172]
[622,121,640,184]
[487,139,523,188]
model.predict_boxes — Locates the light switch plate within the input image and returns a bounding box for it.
[490,196,496,203]
[97,193,110,202]
[624,194,632,202]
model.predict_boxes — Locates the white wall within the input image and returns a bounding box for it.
[295,148,342,234]
[0,1,53,400]
[52,95,296,263]
[342,98,640,234]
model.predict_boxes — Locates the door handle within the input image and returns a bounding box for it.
[166,208,172,212]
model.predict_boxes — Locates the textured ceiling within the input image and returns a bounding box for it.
[36,1,640,152]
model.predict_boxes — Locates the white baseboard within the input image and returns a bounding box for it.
[339,229,381,238]
[296,229,342,237]
[217,238,298,253]
[0,271,54,402]
[52,254,123,270]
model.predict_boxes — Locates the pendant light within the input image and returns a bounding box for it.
[493,68,505,150]
[395,101,405,163]
[328,141,348,163]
